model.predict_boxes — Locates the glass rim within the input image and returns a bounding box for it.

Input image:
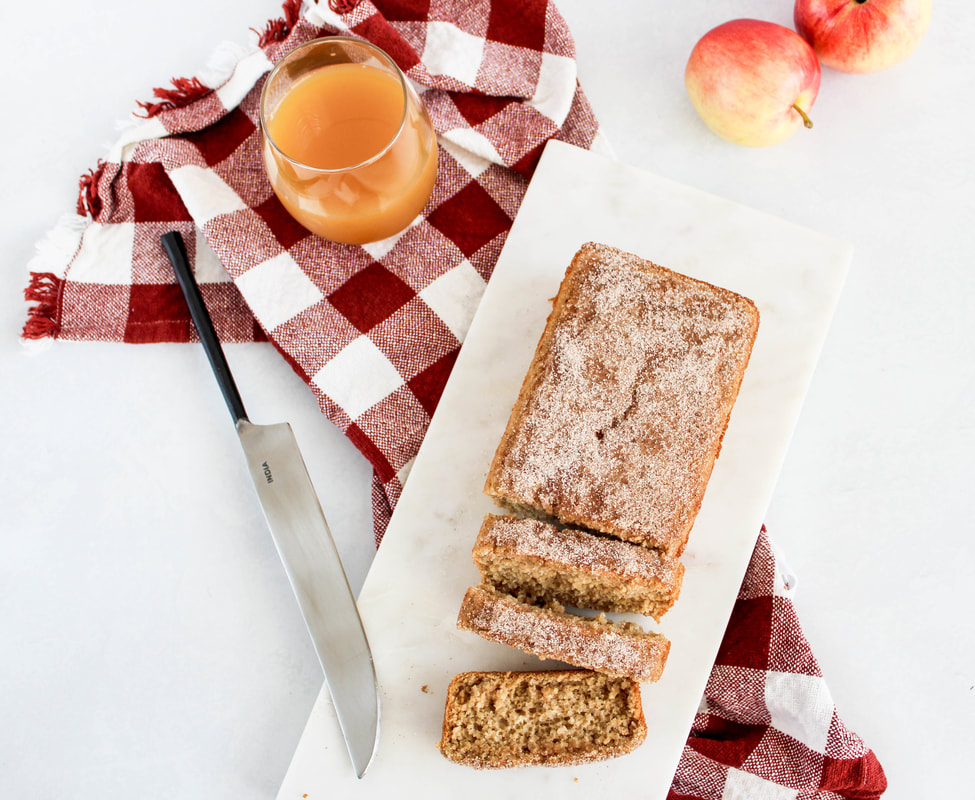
[258,35,410,175]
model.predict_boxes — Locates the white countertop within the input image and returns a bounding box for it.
[2,2,972,797]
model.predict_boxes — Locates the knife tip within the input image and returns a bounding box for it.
[353,742,378,779]
[350,703,380,779]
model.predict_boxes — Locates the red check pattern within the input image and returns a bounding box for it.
[23,0,601,537]
[23,2,885,795]
[671,529,887,800]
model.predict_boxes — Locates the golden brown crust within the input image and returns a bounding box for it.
[473,513,684,620]
[456,584,670,682]
[484,242,760,556]
[439,669,647,768]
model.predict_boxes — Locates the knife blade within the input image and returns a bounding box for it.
[161,231,380,778]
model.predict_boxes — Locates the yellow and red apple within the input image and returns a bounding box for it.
[794,0,931,73]
[685,19,821,148]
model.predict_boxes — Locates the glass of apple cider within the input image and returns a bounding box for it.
[259,37,438,245]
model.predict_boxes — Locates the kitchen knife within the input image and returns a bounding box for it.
[161,231,380,779]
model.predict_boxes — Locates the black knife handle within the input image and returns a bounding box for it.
[161,231,248,424]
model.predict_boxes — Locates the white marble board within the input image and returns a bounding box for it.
[276,141,853,799]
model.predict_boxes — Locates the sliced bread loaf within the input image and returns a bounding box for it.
[439,669,647,768]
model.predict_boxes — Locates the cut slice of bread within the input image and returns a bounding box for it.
[484,242,760,557]
[439,669,647,768]
[473,513,684,620]
[457,584,670,682]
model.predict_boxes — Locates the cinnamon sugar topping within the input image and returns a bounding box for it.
[457,585,670,682]
[482,514,679,582]
[485,242,760,555]
[473,513,684,619]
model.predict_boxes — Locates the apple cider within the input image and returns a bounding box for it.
[261,39,438,245]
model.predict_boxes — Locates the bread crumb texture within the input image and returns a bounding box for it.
[440,670,647,768]
[473,513,684,620]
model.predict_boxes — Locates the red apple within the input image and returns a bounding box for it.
[685,19,821,147]
[794,0,931,73]
[684,19,820,147]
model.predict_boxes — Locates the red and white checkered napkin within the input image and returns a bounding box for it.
[671,529,887,800]
[23,0,601,539]
[23,1,885,794]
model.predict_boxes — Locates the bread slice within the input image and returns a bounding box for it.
[484,242,760,556]
[457,584,670,682]
[439,669,647,768]
[473,513,684,621]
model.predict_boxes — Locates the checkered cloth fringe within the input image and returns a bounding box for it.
[23,0,602,541]
[23,2,885,795]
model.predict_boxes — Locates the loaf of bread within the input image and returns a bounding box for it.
[457,584,670,682]
[439,669,647,768]
[473,513,684,621]
[484,242,760,556]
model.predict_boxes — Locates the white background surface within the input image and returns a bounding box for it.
[1,1,971,798]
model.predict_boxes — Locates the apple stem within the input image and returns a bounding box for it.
[793,103,814,130]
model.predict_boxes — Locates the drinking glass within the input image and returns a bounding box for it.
[259,37,438,245]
